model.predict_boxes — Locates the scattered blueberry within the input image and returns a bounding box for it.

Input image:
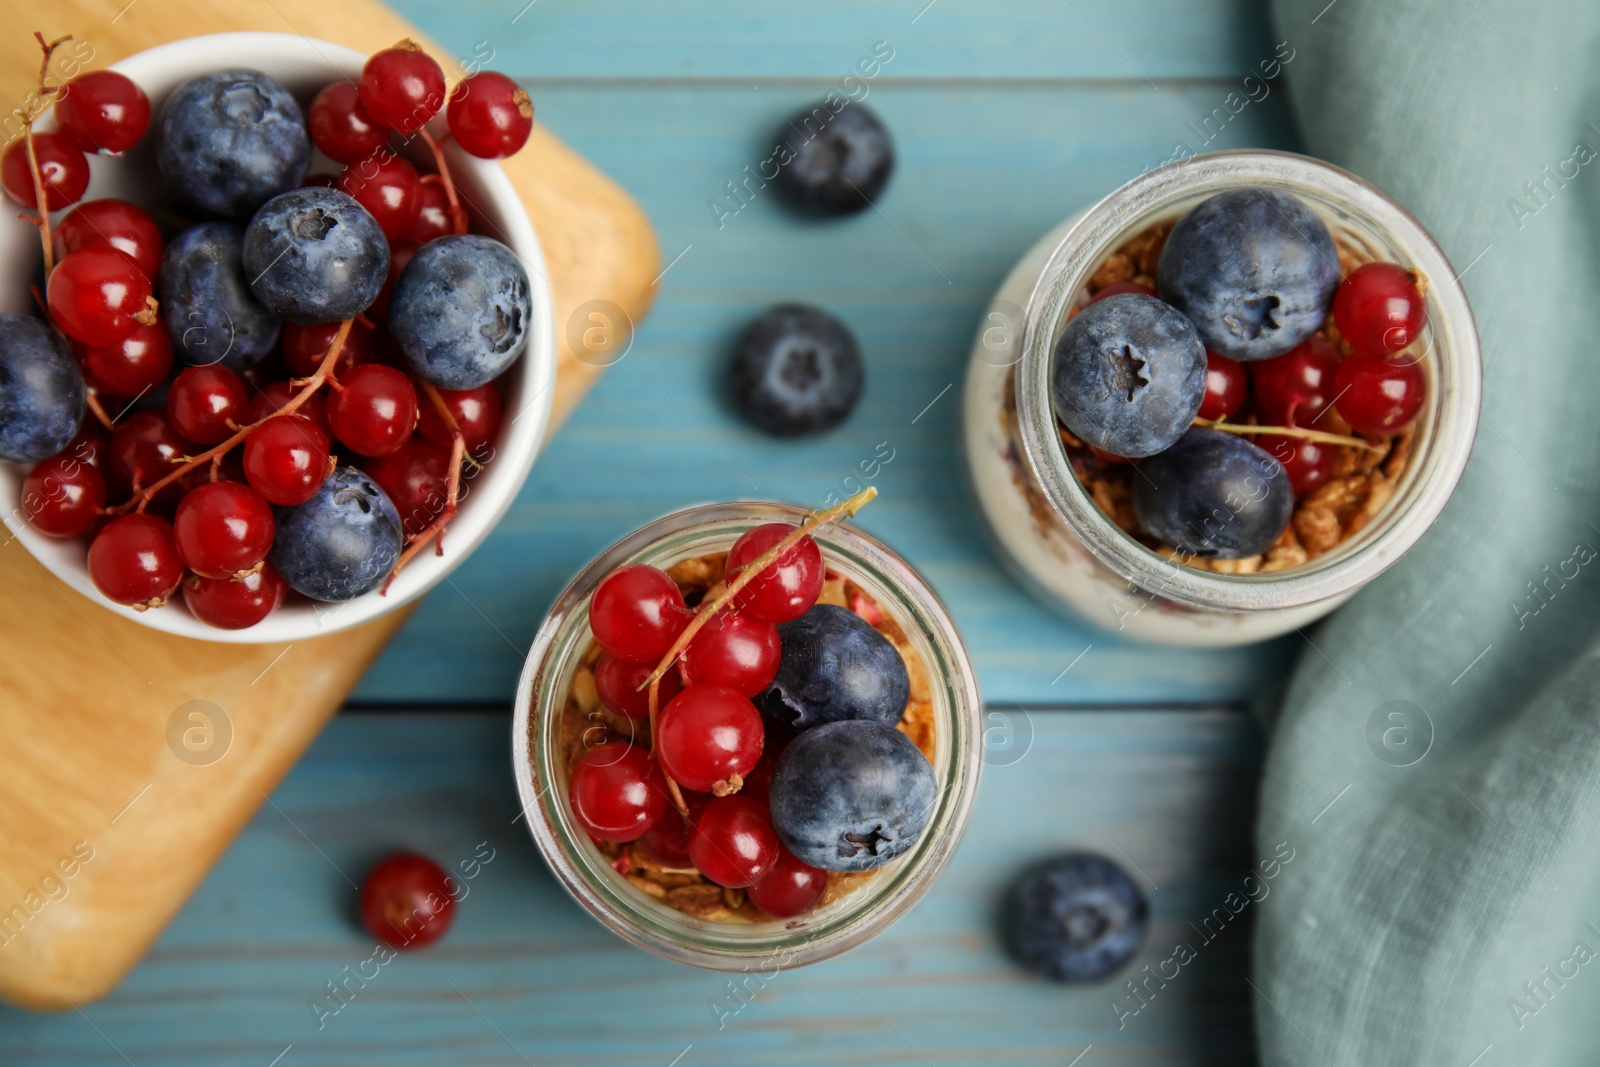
[243,188,389,324]
[1156,188,1339,361]
[268,465,402,601]
[768,719,935,873]
[0,314,84,463]
[1000,852,1148,982]
[390,235,531,389]
[1051,293,1206,458]
[730,304,863,437]
[761,604,909,729]
[1131,427,1293,558]
[774,102,894,215]
[157,69,311,220]
[159,223,281,369]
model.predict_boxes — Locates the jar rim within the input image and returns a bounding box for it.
[1015,149,1482,613]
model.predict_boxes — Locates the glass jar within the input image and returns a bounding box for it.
[511,502,981,970]
[961,150,1481,646]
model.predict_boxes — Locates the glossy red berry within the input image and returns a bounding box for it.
[1,132,89,210]
[308,81,389,164]
[338,151,422,240]
[1333,263,1426,357]
[328,363,418,456]
[48,248,153,347]
[1257,434,1335,498]
[88,513,182,609]
[173,481,275,579]
[416,382,501,455]
[249,381,332,440]
[1334,353,1426,436]
[638,797,703,868]
[359,852,456,950]
[64,420,109,469]
[56,71,150,154]
[22,453,106,538]
[75,322,172,399]
[725,523,824,624]
[168,364,248,445]
[594,651,682,720]
[655,684,764,793]
[371,239,418,319]
[281,319,375,378]
[677,609,781,696]
[406,179,455,243]
[446,72,534,159]
[748,846,827,918]
[1088,280,1156,304]
[54,199,163,280]
[568,743,668,843]
[739,727,791,806]
[363,437,450,538]
[589,564,693,663]
[689,795,779,888]
[1196,350,1247,421]
[1251,336,1340,428]
[243,414,331,505]
[184,563,287,629]
[108,410,194,503]
[358,43,447,135]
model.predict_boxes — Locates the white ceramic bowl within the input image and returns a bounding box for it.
[0,32,556,643]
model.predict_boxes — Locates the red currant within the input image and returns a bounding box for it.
[655,684,764,793]
[0,132,89,210]
[173,481,275,579]
[677,609,781,696]
[308,81,388,164]
[689,795,779,888]
[446,72,534,159]
[243,414,331,505]
[638,795,705,868]
[249,381,332,440]
[64,420,109,469]
[1333,262,1426,357]
[1251,336,1340,428]
[589,564,693,663]
[337,151,422,240]
[75,322,172,399]
[416,382,502,456]
[168,364,248,445]
[359,851,456,950]
[55,71,150,155]
[594,651,682,720]
[1196,350,1247,421]
[725,524,823,624]
[281,319,375,378]
[569,743,668,843]
[371,239,418,319]
[748,846,827,918]
[88,512,182,609]
[1257,434,1335,498]
[108,410,194,503]
[54,199,163,280]
[22,452,106,538]
[1088,280,1156,304]
[48,248,153,347]
[363,437,450,538]
[184,562,287,629]
[328,364,418,456]
[358,43,447,135]
[406,179,454,243]
[1333,353,1425,436]
[738,727,791,805]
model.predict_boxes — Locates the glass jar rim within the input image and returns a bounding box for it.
[1015,149,1482,613]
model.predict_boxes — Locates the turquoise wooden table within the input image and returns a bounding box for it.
[2,1,1311,1061]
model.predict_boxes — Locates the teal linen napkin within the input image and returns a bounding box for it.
[1258,1,1600,1064]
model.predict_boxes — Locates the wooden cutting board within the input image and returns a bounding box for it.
[0,0,659,1011]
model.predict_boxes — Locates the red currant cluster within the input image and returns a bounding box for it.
[569,521,836,919]
[6,36,533,629]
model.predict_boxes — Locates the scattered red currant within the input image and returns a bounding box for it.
[168,364,248,445]
[308,81,389,164]
[416,382,501,455]
[22,453,106,538]
[47,248,154,347]
[1258,434,1335,498]
[64,420,109,469]
[54,199,163,280]
[184,563,287,629]
[1251,336,1340,428]
[688,795,779,888]
[589,564,693,663]
[655,684,764,793]
[363,437,451,538]
[249,381,332,440]
[55,70,150,155]
[594,651,681,720]
[569,743,668,843]
[748,845,828,918]
[677,609,781,696]
[281,319,375,378]
[359,851,457,950]
[358,42,447,135]
[327,363,419,457]
[446,72,534,159]
[638,799,702,868]
[108,410,194,503]
[174,481,275,579]
[1196,350,1247,421]
[88,513,183,609]
[243,414,331,505]
[338,151,423,240]
[725,524,823,623]
[1334,353,1425,436]
[1,132,89,210]
[75,322,172,399]
[406,179,455,243]
[1333,262,1426,357]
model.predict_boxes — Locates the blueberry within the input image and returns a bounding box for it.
[768,720,935,873]
[157,70,311,220]
[243,188,388,324]
[1051,293,1205,458]
[390,236,531,390]
[1000,853,1147,982]
[1131,427,1293,558]
[761,604,909,729]
[268,466,403,602]
[0,314,84,463]
[160,223,281,370]
[1156,188,1339,361]
[775,102,894,215]
[730,304,863,437]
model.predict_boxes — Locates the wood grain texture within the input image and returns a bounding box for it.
[0,710,1268,1066]
[0,0,659,1011]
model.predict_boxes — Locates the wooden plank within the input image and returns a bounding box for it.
[0,709,1265,1065]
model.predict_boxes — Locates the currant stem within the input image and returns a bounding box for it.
[417,127,468,235]
[381,427,464,593]
[1196,417,1384,453]
[84,389,114,431]
[22,126,54,279]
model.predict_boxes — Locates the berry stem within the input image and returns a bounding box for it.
[1196,417,1385,453]
[380,389,464,593]
[17,34,73,288]
[84,388,115,431]
[417,127,468,235]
